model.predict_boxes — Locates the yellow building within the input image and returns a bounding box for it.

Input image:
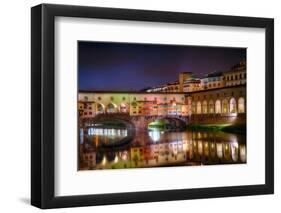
[78,92,188,118]
[201,71,224,90]
[223,60,246,87]
[183,78,202,92]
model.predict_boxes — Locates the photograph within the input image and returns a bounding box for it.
[78,41,247,171]
[29,3,274,209]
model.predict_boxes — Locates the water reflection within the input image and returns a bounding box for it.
[79,128,246,170]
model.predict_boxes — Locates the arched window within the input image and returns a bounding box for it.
[202,100,208,114]
[209,100,214,113]
[222,99,228,113]
[107,103,117,113]
[196,101,202,114]
[229,98,237,113]
[238,97,245,113]
[215,100,221,113]
[96,103,105,114]
[119,103,128,113]
[191,101,196,114]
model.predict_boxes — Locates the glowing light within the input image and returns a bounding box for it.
[231,143,239,162]
[198,141,203,155]
[80,128,84,144]
[121,151,128,160]
[216,143,223,158]
[240,145,247,162]
[230,113,238,117]
[114,155,119,163]
[101,155,107,166]
[149,130,161,142]
[231,140,239,148]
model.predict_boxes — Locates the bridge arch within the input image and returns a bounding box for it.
[119,102,129,113]
[107,102,118,113]
[96,103,105,114]
[146,116,186,130]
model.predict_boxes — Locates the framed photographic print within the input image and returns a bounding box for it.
[31,4,274,209]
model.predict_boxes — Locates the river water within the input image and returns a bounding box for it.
[79,127,246,170]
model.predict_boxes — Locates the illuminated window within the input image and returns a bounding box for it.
[107,103,117,113]
[229,98,237,113]
[192,102,196,114]
[238,97,245,113]
[215,100,221,113]
[202,100,207,114]
[120,103,127,113]
[222,99,228,113]
[97,103,104,113]
[209,100,214,113]
[196,101,202,114]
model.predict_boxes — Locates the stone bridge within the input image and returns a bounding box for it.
[81,113,188,130]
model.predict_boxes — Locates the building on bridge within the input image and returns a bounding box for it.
[78,92,189,119]
[78,84,246,125]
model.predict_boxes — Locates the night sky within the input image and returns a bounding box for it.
[78,41,246,91]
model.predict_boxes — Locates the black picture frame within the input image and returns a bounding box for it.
[31,3,274,209]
